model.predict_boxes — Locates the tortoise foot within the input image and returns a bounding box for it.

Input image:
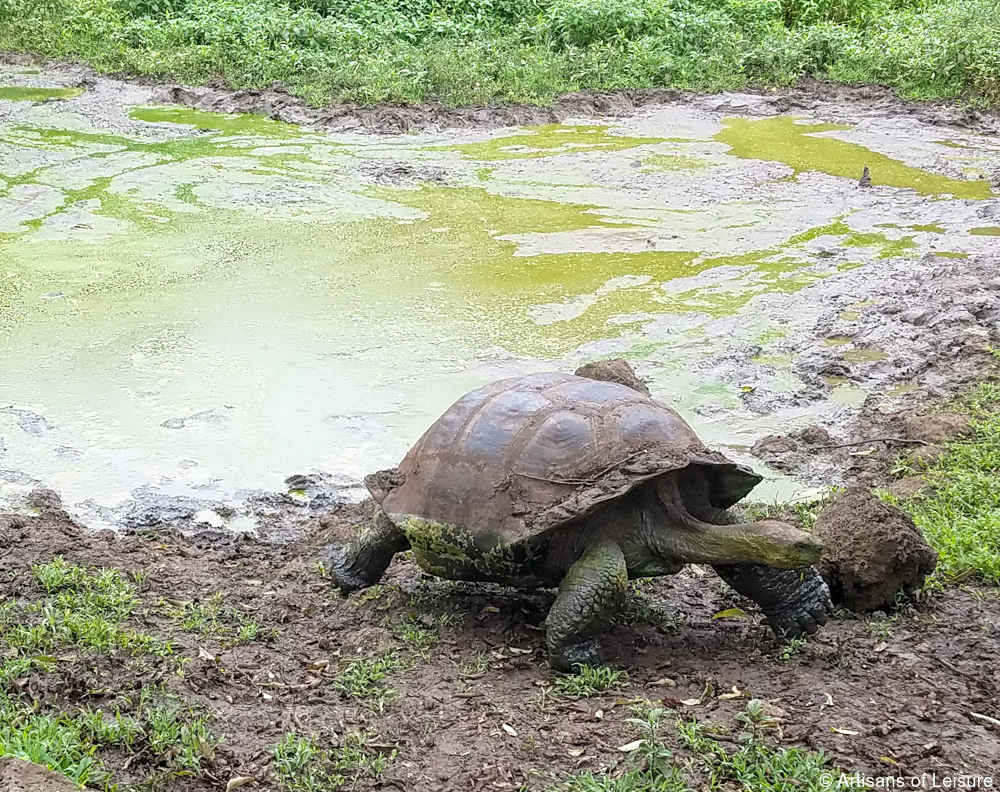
[320,543,370,596]
[549,639,601,673]
[764,571,834,639]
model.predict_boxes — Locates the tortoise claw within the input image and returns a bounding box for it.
[765,573,834,639]
[549,639,602,673]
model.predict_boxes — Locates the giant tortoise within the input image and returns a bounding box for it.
[326,361,832,671]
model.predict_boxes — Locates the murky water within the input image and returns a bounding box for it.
[2,71,998,524]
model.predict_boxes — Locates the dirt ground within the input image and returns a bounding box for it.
[2,489,997,790]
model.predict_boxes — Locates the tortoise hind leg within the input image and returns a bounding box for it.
[322,510,410,596]
[545,540,628,672]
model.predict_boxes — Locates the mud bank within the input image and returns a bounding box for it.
[0,491,997,790]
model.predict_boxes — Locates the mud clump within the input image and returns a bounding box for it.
[904,412,972,444]
[0,757,79,792]
[575,358,650,395]
[813,487,937,611]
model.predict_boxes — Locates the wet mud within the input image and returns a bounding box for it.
[1,495,998,788]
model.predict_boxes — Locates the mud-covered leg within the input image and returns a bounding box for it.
[546,541,628,672]
[714,563,833,638]
[321,510,410,596]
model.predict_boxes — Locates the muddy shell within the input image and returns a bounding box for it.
[365,372,762,539]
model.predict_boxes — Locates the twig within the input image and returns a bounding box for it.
[971,712,1000,728]
[818,437,930,450]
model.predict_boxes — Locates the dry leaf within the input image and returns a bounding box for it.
[594,710,604,720]
[712,608,748,620]
[874,642,888,653]
[680,698,701,706]
[197,647,216,661]
[567,748,584,757]
[197,736,215,761]
[849,447,878,457]
[226,777,255,791]
[502,723,517,737]
[617,739,645,752]
[971,712,1000,728]
[650,677,676,687]
[507,647,531,655]
[261,692,273,701]
[831,727,860,736]
[718,686,744,700]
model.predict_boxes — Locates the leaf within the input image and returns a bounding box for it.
[617,739,645,752]
[502,723,517,737]
[226,778,255,791]
[197,647,216,661]
[680,698,701,706]
[649,677,676,687]
[712,608,748,620]
[831,727,860,735]
[718,685,745,700]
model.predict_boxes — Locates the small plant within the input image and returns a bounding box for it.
[272,731,395,791]
[332,654,403,713]
[777,636,808,661]
[457,650,492,676]
[548,665,629,697]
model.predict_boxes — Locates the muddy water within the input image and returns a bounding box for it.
[2,68,999,527]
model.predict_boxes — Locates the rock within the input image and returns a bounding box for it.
[904,412,972,444]
[26,488,63,512]
[751,434,799,459]
[795,425,831,445]
[574,358,650,396]
[0,757,79,791]
[906,444,946,467]
[813,487,938,611]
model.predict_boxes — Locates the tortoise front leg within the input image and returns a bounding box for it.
[546,540,629,672]
[713,563,833,638]
[322,510,410,596]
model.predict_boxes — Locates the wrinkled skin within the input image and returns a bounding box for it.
[325,471,832,672]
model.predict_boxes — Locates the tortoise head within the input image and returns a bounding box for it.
[651,477,823,569]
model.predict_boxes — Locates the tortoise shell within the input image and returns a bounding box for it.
[366,372,761,539]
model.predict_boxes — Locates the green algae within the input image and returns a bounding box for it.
[823,336,852,346]
[969,226,1000,236]
[717,117,993,199]
[844,348,888,363]
[637,153,708,172]
[908,223,946,233]
[129,105,305,139]
[432,124,662,161]
[932,251,970,258]
[0,86,83,102]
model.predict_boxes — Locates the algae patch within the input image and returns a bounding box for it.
[717,117,992,199]
[433,124,662,161]
[969,226,1000,236]
[0,86,84,102]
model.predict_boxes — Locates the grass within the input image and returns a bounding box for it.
[332,653,404,713]
[1,0,999,109]
[158,591,275,646]
[887,378,1000,585]
[0,559,217,790]
[272,731,395,791]
[553,701,833,791]
[547,664,629,697]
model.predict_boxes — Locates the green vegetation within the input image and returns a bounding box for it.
[158,591,275,646]
[1,0,999,108]
[548,664,629,696]
[890,378,1000,584]
[272,731,395,791]
[0,559,216,790]
[554,702,833,791]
